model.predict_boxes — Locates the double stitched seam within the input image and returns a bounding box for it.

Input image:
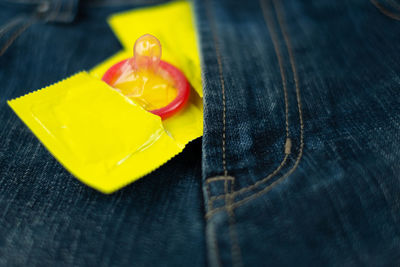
[206,176,233,209]
[211,228,222,267]
[370,0,400,20]
[204,174,230,267]
[216,13,228,178]
[208,0,293,205]
[206,0,305,220]
[204,0,243,266]
[203,0,225,265]
[226,179,243,267]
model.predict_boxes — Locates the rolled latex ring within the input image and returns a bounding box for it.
[102,59,190,120]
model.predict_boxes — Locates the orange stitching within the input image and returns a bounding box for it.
[224,179,228,199]
[206,183,213,210]
[204,0,243,264]
[204,0,230,265]
[209,148,290,202]
[209,222,223,267]
[205,176,234,184]
[227,208,243,267]
[206,176,234,210]
[208,0,293,204]
[273,0,304,161]
[370,0,400,20]
[206,0,304,219]
[226,179,243,267]
[203,0,228,178]
[206,153,303,219]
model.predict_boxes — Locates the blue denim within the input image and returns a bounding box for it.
[0,1,205,266]
[2,0,400,266]
[195,0,400,266]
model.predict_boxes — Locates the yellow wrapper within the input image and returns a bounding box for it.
[8,0,203,194]
[107,0,202,97]
[8,72,189,193]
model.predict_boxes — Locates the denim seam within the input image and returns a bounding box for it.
[0,16,24,41]
[202,0,228,179]
[0,0,63,56]
[226,178,243,267]
[0,0,50,56]
[0,19,33,56]
[205,176,234,185]
[205,0,304,220]
[203,0,226,265]
[370,0,400,20]
[213,5,228,178]
[204,0,243,265]
[208,0,294,204]
[205,177,225,267]
[206,183,213,210]
[210,222,222,267]
[209,155,290,202]
[0,0,66,56]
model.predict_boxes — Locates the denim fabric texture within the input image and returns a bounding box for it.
[195,0,400,266]
[0,1,205,266]
[1,0,400,266]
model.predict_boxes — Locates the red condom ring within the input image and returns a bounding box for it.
[102,59,190,120]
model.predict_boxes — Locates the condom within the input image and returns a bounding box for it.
[102,34,190,120]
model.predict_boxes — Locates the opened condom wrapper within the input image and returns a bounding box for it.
[7,1,203,193]
[9,72,186,193]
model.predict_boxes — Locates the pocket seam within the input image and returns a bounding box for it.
[370,0,400,21]
[206,0,305,220]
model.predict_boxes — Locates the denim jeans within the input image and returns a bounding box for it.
[196,0,400,266]
[1,0,400,266]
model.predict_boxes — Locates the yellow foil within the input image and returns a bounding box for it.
[8,0,203,193]
[8,72,186,193]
